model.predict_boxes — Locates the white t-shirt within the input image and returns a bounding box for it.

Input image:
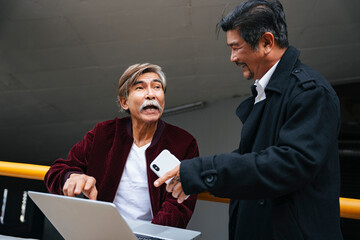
[113,142,153,222]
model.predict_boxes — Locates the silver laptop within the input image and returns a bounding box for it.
[28,191,201,240]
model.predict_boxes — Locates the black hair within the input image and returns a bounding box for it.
[219,0,288,49]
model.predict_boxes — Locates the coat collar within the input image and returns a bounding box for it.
[236,46,300,122]
[124,116,165,148]
[265,46,300,95]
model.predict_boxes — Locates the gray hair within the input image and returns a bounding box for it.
[117,63,167,112]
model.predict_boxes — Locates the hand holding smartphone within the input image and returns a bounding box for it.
[150,150,180,184]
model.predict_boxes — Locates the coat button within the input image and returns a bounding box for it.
[258,199,265,205]
[293,69,300,73]
[205,175,214,183]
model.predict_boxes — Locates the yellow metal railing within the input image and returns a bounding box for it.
[198,192,360,220]
[339,197,360,220]
[1,161,360,220]
[0,161,49,180]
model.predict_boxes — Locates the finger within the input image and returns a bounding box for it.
[83,177,97,200]
[62,180,69,196]
[170,181,180,193]
[154,170,176,188]
[63,173,81,196]
[171,182,184,199]
[154,166,179,187]
[166,177,176,192]
[172,183,188,204]
[177,191,188,204]
[74,177,86,195]
[85,186,98,200]
[63,179,76,197]
[83,177,96,191]
[167,173,181,192]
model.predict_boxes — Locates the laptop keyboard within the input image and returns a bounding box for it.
[135,233,164,240]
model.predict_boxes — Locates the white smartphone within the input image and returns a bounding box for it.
[150,149,180,184]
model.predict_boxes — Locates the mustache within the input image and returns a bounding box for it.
[139,100,163,113]
[235,62,253,80]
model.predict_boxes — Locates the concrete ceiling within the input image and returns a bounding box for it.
[1,0,360,164]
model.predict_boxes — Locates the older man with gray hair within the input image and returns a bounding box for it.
[45,63,199,228]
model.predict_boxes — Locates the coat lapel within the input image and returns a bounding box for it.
[238,100,266,154]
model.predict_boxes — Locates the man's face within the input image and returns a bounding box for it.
[120,72,165,124]
[227,29,265,80]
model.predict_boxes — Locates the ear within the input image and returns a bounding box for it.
[260,32,275,55]
[119,97,129,110]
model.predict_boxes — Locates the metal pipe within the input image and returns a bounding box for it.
[0,161,49,180]
[339,149,360,158]
[340,197,360,220]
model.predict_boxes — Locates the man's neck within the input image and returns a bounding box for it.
[270,47,287,67]
[257,47,287,80]
[131,120,158,147]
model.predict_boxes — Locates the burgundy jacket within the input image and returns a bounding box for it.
[44,117,199,228]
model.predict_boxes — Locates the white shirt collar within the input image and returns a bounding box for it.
[253,60,280,104]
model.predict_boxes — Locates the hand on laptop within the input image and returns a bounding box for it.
[154,165,188,204]
[63,173,98,200]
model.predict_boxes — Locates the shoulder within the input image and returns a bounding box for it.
[159,120,199,159]
[162,121,197,142]
[162,122,197,148]
[92,117,130,135]
[288,63,340,111]
[291,62,336,96]
[95,117,128,127]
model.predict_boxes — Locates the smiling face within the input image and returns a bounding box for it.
[119,72,165,125]
[227,29,266,80]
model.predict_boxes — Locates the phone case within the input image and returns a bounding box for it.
[150,149,180,184]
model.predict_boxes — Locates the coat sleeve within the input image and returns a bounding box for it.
[180,86,340,199]
[44,127,96,195]
[151,138,199,228]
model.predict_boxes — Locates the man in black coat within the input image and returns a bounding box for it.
[155,0,343,239]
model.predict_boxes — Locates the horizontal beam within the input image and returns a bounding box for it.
[198,192,230,204]
[198,193,360,220]
[1,161,359,220]
[0,161,49,180]
[339,197,360,220]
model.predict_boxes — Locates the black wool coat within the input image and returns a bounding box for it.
[181,46,343,239]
